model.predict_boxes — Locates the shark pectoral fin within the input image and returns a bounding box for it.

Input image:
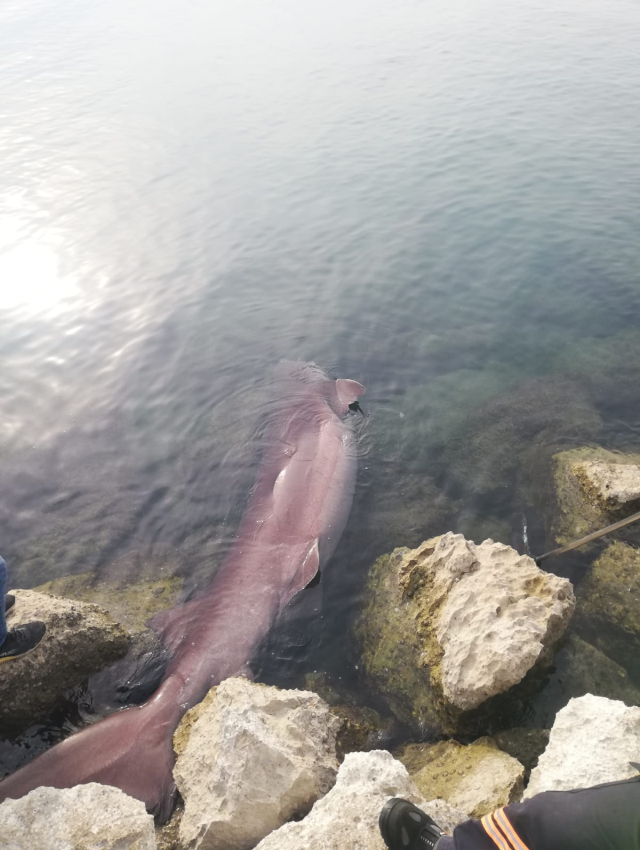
[281,540,321,611]
[336,378,365,407]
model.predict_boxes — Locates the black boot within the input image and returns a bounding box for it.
[0,621,46,663]
[5,593,15,614]
[380,798,447,850]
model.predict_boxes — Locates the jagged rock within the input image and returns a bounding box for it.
[573,542,640,678]
[356,533,575,725]
[173,677,341,850]
[0,590,129,734]
[494,728,550,775]
[395,738,524,818]
[0,782,156,849]
[552,447,640,545]
[525,694,640,796]
[254,750,468,850]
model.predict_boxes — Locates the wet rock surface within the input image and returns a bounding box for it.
[173,677,340,850]
[573,541,640,678]
[0,590,129,734]
[552,447,640,545]
[395,737,524,818]
[357,533,575,725]
[494,728,549,776]
[525,694,640,796]
[0,782,156,849]
[253,749,468,850]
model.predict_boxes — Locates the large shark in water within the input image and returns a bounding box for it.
[0,362,365,821]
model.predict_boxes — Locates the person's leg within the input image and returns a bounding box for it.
[0,556,7,646]
[381,777,640,850]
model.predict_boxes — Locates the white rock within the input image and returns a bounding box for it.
[0,590,129,734]
[431,534,575,710]
[526,694,640,796]
[254,750,468,850]
[174,677,341,850]
[575,460,640,505]
[0,782,156,849]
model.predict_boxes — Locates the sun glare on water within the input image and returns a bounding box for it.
[0,240,79,316]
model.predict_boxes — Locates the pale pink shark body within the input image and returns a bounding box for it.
[0,362,365,821]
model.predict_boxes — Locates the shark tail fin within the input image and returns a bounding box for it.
[0,691,179,823]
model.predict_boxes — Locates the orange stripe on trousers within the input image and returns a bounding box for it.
[481,813,512,850]
[494,808,531,850]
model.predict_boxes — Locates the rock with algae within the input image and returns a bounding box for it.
[394,737,524,818]
[573,541,640,678]
[552,447,640,546]
[356,533,575,726]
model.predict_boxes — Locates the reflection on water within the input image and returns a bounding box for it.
[1,0,640,771]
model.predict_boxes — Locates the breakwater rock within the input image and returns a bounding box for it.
[0,782,156,849]
[172,677,341,850]
[357,533,575,726]
[525,694,640,797]
[0,589,128,734]
[253,749,468,850]
[394,737,524,818]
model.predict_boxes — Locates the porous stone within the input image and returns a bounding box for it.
[552,447,640,545]
[573,541,640,678]
[525,694,640,796]
[0,590,129,733]
[357,533,575,724]
[173,677,341,850]
[0,782,156,849]
[395,737,524,818]
[254,750,468,850]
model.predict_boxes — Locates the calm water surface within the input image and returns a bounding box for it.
[2,0,640,764]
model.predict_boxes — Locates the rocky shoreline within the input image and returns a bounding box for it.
[2,445,640,849]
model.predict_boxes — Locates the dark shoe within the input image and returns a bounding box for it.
[5,593,15,614]
[0,621,46,663]
[379,798,446,850]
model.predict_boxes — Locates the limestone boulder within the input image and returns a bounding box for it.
[395,737,524,818]
[572,541,640,678]
[552,447,640,545]
[0,782,156,849]
[0,590,129,733]
[357,533,575,724]
[254,750,468,850]
[525,694,640,796]
[173,677,341,850]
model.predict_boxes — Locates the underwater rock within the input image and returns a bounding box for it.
[0,782,156,849]
[0,590,129,734]
[525,633,640,727]
[253,750,468,850]
[493,728,549,776]
[526,694,640,796]
[552,447,640,545]
[331,703,400,760]
[356,533,574,725]
[395,737,524,818]
[173,677,340,850]
[572,541,640,678]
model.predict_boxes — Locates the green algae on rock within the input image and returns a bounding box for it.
[356,533,575,729]
[394,737,524,818]
[573,541,640,679]
[552,447,640,546]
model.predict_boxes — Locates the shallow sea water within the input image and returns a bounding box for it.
[2,0,640,770]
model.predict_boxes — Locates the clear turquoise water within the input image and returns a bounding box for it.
[2,0,640,760]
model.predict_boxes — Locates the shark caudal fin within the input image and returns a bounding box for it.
[0,694,179,823]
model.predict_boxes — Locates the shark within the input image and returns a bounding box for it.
[0,361,365,822]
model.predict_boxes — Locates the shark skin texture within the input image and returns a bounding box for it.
[0,362,364,823]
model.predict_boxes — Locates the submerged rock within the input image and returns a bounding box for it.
[253,750,468,850]
[395,737,524,818]
[493,728,549,776]
[0,782,156,849]
[573,541,640,678]
[0,590,128,733]
[173,677,340,850]
[525,694,640,796]
[356,533,574,725]
[552,447,640,545]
